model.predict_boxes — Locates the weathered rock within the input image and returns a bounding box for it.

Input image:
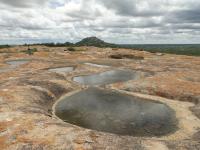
[0,46,199,149]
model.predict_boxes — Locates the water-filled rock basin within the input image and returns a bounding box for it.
[0,60,29,73]
[54,88,177,136]
[6,60,29,67]
[49,67,74,74]
[73,69,143,86]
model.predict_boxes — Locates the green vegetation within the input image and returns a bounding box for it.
[67,47,76,51]
[120,44,200,56]
[25,48,38,55]
[42,42,74,47]
[74,37,200,56]
[75,37,200,56]
[25,42,74,47]
[121,44,200,56]
[0,45,10,49]
[109,54,144,60]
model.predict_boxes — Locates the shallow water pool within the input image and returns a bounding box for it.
[73,69,142,86]
[49,67,74,74]
[6,60,29,67]
[54,88,177,136]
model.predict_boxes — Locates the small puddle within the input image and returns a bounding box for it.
[0,60,29,73]
[84,63,109,68]
[6,60,29,67]
[54,88,177,136]
[49,67,74,74]
[73,69,143,86]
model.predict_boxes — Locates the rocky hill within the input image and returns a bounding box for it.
[76,37,117,47]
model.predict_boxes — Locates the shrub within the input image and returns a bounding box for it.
[67,47,76,51]
[109,54,144,60]
[27,48,38,55]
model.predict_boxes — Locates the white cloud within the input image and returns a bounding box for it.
[0,0,199,44]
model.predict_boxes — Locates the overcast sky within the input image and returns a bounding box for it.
[0,0,200,44]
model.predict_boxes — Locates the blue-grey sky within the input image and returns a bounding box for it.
[0,0,200,44]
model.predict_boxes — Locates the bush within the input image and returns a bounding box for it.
[109,54,144,60]
[67,47,76,51]
[0,45,10,49]
[27,48,37,55]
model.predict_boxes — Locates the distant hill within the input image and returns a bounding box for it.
[21,37,200,56]
[76,37,117,47]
